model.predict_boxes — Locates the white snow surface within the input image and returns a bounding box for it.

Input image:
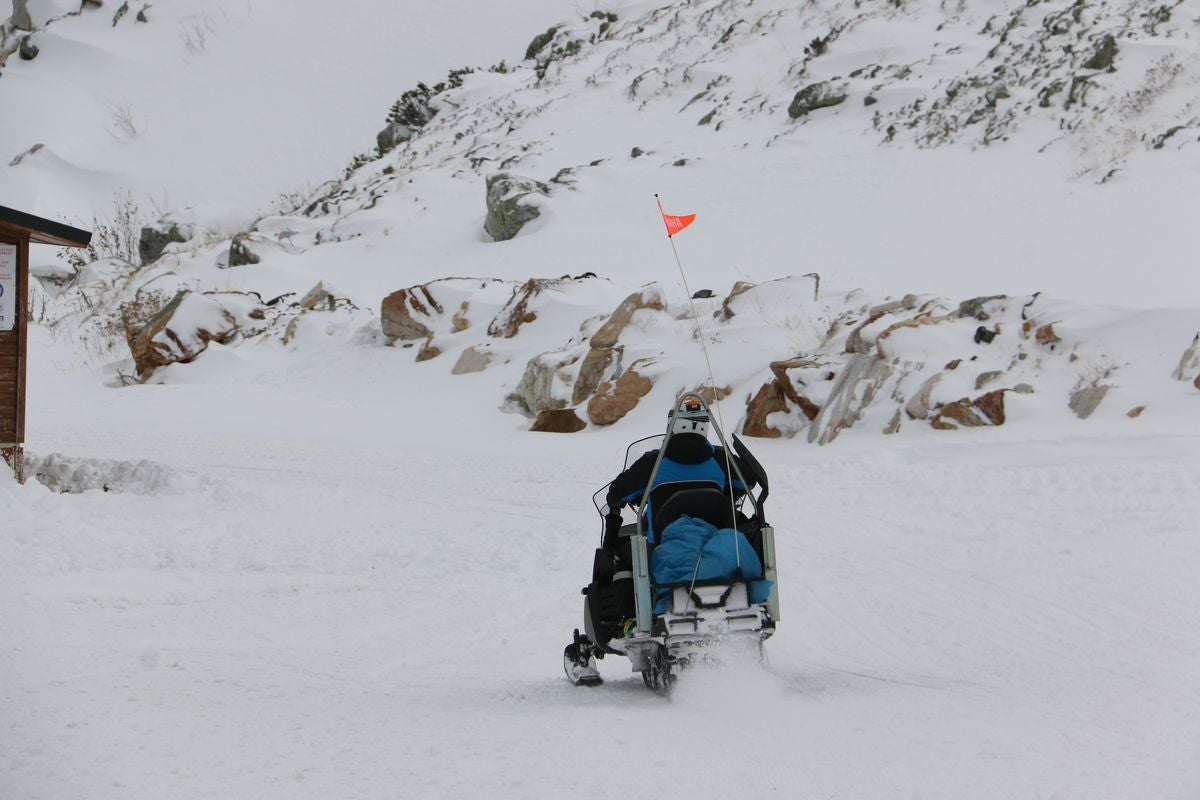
[3,0,1200,798]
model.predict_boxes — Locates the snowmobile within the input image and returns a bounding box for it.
[564,393,780,691]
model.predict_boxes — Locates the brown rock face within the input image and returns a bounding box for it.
[1035,323,1061,345]
[129,292,238,380]
[587,362,654,426]
[531,408,587,433]
[488,278,544,338]
[742,381,788,438]
[590,287,665,348]
[381,286,442,341]
[572,345,617,405]
[931,389,1007,428]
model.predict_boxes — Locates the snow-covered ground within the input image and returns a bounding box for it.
[4,325,1199,799]
[4,0,1200,797]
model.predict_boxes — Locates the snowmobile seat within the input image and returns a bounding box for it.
[652,486,736,535]
[644,480,726,539]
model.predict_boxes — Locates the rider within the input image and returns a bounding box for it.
[563,397,756,686]
[602,396,749,549]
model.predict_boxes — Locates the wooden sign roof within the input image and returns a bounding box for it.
[0,205,92,248]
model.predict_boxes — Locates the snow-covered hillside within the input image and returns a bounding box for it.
[3,1,1199,798]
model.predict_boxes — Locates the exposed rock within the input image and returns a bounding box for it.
[138,220,191,265]
[788,81,848,118]
[1173,335,1199,381]
[934,398,989,427]
[719,281,756,320]
[945,359,962,370]
[1035,323,1061,345]
[129,291,238,379]
[452,346,493,375]
[905,373,943,420]
[769,358,822,419]
[875,311,953,359]
[974,326,997,344]
[484,173,551,242]
[1082,34,1118,71]
[18,35,38,60]
[931,389,1008,428]
[1194,374,1200,391]
[572,345,618,405]
[8,142,44,167]
[489,278,545,338]
[1127,406,1145,418]
[883,409,902,434]
[1070,384,1110,419]
[12,0,32,30]
[525,25,559,60]
[227,236,261,268]
[377,121,417,153]
[591,286,666,348]
[299,282,333,310]
[451,302,470,332]
[742,381,788,438]
[695,385,732,406]
[530,408,586,433]
[587,360,654,426]
[1013,383,1035,394]
[416,340,441,362]
[809,355,893,445]
[975,370,1003,390]
[509,350,580,417]
[956,294,1007,320]
[974,389,1008,425]
[380,285,442,341]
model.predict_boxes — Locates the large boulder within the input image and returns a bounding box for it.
[587,360,654,426]
[12,0,32,30]
[452,346,493,375]
[376,121,417,153]
[742,381,789,438]
[484,173,550,241]
[380,285,442,341]
[530,408,586,433]
[129,291,238,380]
[138,220,193,265]
[488,278,545,338]
[508,350,580,417]
[788,81,848,119]
[590,286,666,348]
[1174,335,1199,381]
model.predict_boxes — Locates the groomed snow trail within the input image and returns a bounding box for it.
[4,419,1199,799]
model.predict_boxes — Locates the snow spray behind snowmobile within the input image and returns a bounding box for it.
[565,392,779,691]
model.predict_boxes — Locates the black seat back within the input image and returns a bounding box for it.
[652,486,735,534]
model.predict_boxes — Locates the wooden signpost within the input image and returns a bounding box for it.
[0,206,91,482]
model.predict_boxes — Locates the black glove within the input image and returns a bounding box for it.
[602,513,623,550]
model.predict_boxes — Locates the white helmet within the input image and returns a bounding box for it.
[668,397,709,437]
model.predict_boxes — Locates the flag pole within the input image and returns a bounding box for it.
[654,194,741,574]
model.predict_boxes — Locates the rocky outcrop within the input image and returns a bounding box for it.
[488,278,544,338]
[508,350,580,417]
[12,0,32,30]
[718,281,756,320]
[905,373,943,420]
[743,381,789,438]
[932,389,1008,429]
[376,121,417,153]
[129,291,238,380]
[1174,335,1199,381]
[484,173,550,241]
[227,236,261,267]
[138,220,193,265]
[452,346,493,375]
[788,81,848,119]
[530,408,586,433]
[587,360,654,425]
[808,354,893,444]
[298,282,333,311]
[1069,383,1110,419]
[380,285,442,341]
[18,34,37,60]
[572,286,665,404]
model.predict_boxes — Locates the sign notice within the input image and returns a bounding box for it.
[0,243,16,332]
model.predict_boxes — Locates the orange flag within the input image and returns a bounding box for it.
[656,195,696,238]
